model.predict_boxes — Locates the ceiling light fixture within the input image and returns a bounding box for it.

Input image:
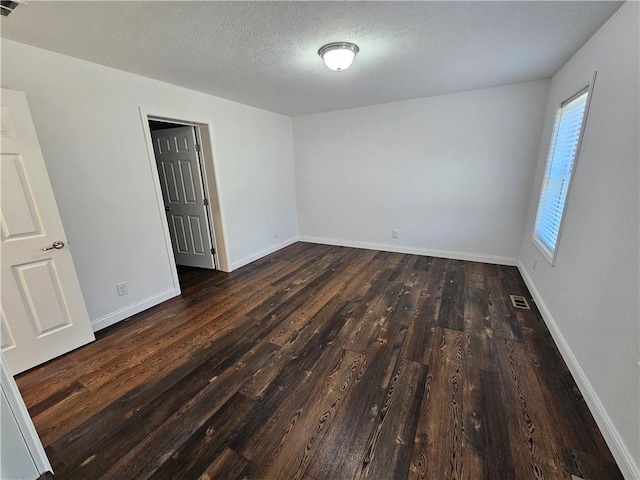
[318,42,359,72]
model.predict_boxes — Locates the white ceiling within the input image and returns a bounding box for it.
[1,1,623,116]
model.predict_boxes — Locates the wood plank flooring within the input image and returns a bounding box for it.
[16,242,622,480]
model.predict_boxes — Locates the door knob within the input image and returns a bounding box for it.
[42,241,65,251]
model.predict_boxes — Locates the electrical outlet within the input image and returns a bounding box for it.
[532,257,538,271]
[392,230,399,239]
[274,230,279,238]
[116,282,128,296]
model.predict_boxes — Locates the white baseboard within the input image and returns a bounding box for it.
[90,288,178,332]
[229,237,299,271]
[517,262,640,480]
[299,236,517,266]
[92,238,300,331]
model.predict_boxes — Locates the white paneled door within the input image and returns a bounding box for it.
[151,126,215,269]
[1,88,95,375]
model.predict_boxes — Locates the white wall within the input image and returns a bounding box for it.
[1,40,298,329]
[293,80,549,265]
[518,3,639,478]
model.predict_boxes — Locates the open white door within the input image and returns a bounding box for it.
[151,126,215,269]
[1,88,95,375]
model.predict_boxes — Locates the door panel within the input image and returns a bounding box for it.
[1,88,95,374]
[188,215,205,254]
[179,160,197,203]
[151,126,215,269]
[1,155,42,238]
[1,312,16,351]
[12,259,73,335]
[160,161,180,203]
[171,215,189,253]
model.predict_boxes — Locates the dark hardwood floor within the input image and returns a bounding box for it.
[16,242,622,480]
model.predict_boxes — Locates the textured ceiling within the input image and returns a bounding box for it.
[0,1,623,116]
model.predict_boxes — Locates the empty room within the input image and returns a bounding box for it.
[0,1,638,479]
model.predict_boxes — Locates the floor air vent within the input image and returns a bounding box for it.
[509,295,531,310]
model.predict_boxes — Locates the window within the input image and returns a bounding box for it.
[533,74,595,265]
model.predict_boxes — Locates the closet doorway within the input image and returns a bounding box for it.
[149,121,215,269]
[141,111,228,294]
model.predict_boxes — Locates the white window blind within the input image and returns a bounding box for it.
[533,87,590,264]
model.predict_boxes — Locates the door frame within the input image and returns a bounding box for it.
[1,353,52,476]
[139,108,230,294]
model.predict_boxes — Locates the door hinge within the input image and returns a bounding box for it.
[204,197,209,206]
[211,248,215,255]
[195,143,201,152]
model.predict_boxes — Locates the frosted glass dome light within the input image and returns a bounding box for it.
[318,42,360,71]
